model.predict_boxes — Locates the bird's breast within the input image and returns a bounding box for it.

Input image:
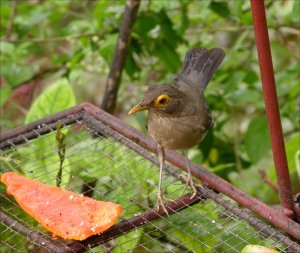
[148,112,209,150]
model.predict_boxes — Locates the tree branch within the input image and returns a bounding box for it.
[100,0,140,113]
[259,169,279,193]
[6,0,18,40]
[1,33,101,43]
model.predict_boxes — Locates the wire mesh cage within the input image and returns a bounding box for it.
[0,104,299,253]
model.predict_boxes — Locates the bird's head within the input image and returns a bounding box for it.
[128,84,185,116]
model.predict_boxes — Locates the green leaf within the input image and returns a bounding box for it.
[125,51,141,80]
[125,38,141,80]
[228,157,277,204]
[153,40,181,72]
[240,11,253,25]
[156,9,183,46]
[135,12,157,36]
[179,2,189,33]
[231,0,243,19]
[292,0,300,22]
[271,41,292,71]
[210,163,235,173]
[224,71,246,93]
[233,30,251,51]
[0,41,15,55]
[225,89,262,106]
[245,116,271,163]
[25,79,76,123]
[69,50,84,70]
[209,1,230,18]
[26,8,50,27]
[1,63,35,87]
[113,229,143,253]
[244,70,259,85]
[92,0,110,29]
[99,34,118,64]
[268,134,300,186]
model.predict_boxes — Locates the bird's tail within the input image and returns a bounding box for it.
[177,47,225,91]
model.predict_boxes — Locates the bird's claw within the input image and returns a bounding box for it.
[156,192,169,215]
[156,191,177,215]
[179,174,199,199]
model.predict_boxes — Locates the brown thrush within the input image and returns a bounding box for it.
[128,47,225,213]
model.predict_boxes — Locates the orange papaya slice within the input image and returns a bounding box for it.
[1,172,122,241]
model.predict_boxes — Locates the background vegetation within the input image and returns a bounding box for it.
[0,0,299,252]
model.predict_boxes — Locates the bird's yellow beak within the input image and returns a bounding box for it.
[128,102,148,115]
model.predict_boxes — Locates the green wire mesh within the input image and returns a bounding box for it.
[0,112,298,253]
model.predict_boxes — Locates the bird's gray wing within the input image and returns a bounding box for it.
[175,47,225,92]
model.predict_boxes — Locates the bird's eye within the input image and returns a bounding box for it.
[159,98,167,104]
[154,94,171,107]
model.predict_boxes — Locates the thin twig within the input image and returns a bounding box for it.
[276,23,300,60]
[100,0,141,113]
[258,169,279,193]
[1,33,100,43]
[55,121,66,188]
[5,0,17,40]
[279,26,300,36]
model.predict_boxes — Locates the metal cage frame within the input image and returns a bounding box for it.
[0,103,299,252]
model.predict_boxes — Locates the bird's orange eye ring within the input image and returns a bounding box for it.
[154,94,171,107]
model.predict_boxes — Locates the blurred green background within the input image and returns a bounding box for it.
[0,0,299,251]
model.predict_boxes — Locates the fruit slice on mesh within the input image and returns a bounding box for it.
[1,172,122,241]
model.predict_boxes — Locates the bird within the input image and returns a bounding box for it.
[128,47,225,214]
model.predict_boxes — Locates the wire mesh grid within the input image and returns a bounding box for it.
[0,110,299,253]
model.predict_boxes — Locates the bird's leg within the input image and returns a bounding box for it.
[156,145,169,215]
[179,151,198,199]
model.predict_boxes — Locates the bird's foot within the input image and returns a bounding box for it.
[179,174,200,199]
[156,192,168,215]
[156,191,175,215]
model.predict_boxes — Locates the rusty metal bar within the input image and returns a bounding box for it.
[81,103,300,240]
[0,106,83,142]
[250,0,295,218]
[67,193,203,252]
[0,211,71,253]
[0,111,83,150]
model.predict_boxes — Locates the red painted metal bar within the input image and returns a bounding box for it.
[0,106,83,142]
[250,0,295,218]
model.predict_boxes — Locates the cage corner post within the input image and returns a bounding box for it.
[250,0,296,220]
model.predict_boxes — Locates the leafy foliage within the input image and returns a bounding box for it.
[245,116,271,164]
[25,79,76,123]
